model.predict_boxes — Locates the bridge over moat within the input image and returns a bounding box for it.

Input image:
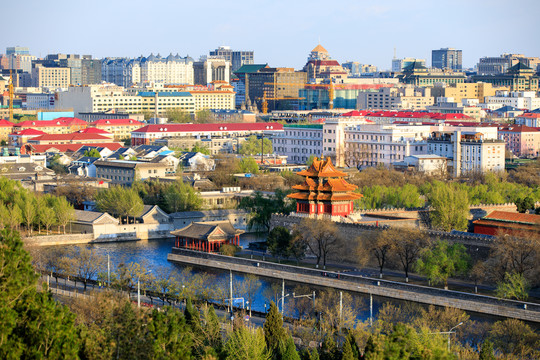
[168,247,540,323]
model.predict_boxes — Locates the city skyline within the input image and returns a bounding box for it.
[3,0,539,70]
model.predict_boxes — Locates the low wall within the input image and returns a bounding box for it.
[24,233,94,246]
[168,248,540,323]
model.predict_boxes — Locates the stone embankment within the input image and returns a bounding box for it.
[168,248,540,323]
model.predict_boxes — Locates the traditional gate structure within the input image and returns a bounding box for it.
[171,220,244,252]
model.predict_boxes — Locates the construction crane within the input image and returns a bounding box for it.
[259,82,307,114]
[8,70,14,121]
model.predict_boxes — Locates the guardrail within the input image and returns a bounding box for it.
[170,247,540,316]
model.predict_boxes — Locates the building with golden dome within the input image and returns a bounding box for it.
[287,157,362,217]
[303,44,348,82]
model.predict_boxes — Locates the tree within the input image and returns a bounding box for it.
[415,240,470,289]
[53,196,75,234]
[364,230,393,279]
[239,191,292,232]
[515,195,535,213]
[495,272,530,301]
[320,335,340,360]
[224,327,270,360]
[485,232,540,284]
[288,229,308,265]
[240,135,273,156]
[195,109,212,123]
[278,336,301,360]
[427,181,469,231]
[69,246,106,291]
[83,148,102,158]
[191,143,211,155]
[306,155,317,167]
[389,228,428,282]
[296,218,341,268]
[95,186,144,223]
[263,302,288,354]
[237,274,262,317]
[38,195,56,234]
[162,181,202,213]
[147,307,193,360]
[0,229,80,359]
[478,339,495,360]
[202,306,223,354]
[167,108,192,123]
[267,226,292,261]
[17,192,36,233]
[239,156,260,174]
[219,244,238,256]
[489,319,540,358]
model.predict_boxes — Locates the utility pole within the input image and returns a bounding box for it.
[107,253,110,286]
[260,133,264,165]
[137,278,140,308]
[281,278,285,315]
[339,291,343,327]
[229,269,233,314]
[369,293,373,327]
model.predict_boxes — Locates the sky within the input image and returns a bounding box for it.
[3,0,540,71]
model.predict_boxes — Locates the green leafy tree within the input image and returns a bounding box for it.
[240,135,273,155]
[163,181,202,213]
[52,196,75,234]
[416,240,471,289]
[263,302,288,355]
[202,306,223,354]
[306,154,317,167]
[426,181,469,231]
[320,335,340,360]
[224,327,270,360]
[83,148,102,158]
[239,191,293,232]
[495,272,530,301]
[195,109,212,123]
[167,108,192,123]
[489,319,540,358]
[239,156,260,174]
[267,226,292,260]
[17,192,36,233]
[191,143,211,155]
[95,186,144,222]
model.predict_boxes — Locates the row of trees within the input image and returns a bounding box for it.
[94,179,203,219]
[0,177,74,234]
[6,228,539,359]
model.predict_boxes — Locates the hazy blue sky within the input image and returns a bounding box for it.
[3,0,539,70]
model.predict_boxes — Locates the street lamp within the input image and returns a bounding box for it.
[431,322,464,352]
[277,293,290,315]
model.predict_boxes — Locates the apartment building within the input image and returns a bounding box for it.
[483,91,540,111]
[89,118,145,140]
[432,48,462,70]
[209,46,254,72]
[31,65,70,88]
[56,84,235,116]
[13,117,87,134]
[272,124,324,164]
[0,119,14,141]
[515,113,540,128]
[497,125,540,158]
[356,86,434,110]
[428,130,505,177]
[431,82,506,103]
[131,122,283,146]
[94,160,170,185]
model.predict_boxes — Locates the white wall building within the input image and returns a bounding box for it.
[483,91,540,111]
[272,124,324,164]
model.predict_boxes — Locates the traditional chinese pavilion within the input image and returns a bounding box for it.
[287,157,363,217]
[171,221,244,252]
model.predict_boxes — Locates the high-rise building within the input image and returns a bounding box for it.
[210,46,254,72]
[81,58,102,84]
[6,46,30,56]
[392,57,425,72]
[303,44,347,81]
[432,48,462,70]
[477,54,540,75]
[193,57,231,85]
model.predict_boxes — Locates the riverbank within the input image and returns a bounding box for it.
[168,247,540,323]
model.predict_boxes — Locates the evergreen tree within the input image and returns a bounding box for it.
[0,229,80,359]
[478,339,495,360]
[278,337,301,360]
[203,306,223,354]
[263,302,288,355]
[148,307,193,360]
[363,335,383,360]
[341,339,355,360]
[224,327,270,360]
[344,331,360,360]
[320,335,340,360]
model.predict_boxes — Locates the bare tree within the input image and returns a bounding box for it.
[389,228,429,282]
[296,218,342,268]
[363,230,393,279]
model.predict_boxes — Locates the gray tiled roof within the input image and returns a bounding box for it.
[170,220,244,240]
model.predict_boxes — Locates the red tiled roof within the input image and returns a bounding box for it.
[518,113,540,118]
[351,110,474,121]
[132,122,284,133]
[77,128,114,135]
[29,133,112,142]
[10,129,47,136]
[483,211,540,225]
[26,142,123,153]
[14,117,87,127]
[0,119,14,127]
[497,125,540,133]
[90,118,144,126]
